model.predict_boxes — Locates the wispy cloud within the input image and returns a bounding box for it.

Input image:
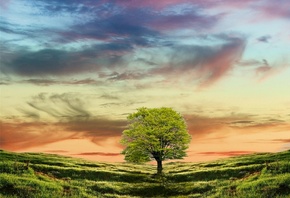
[99,94,120,100]
[256,0,290,20]
[237,58,289,82]
[76,152,120,156]
[0,121,73,150]
[24,93,91,120]
[237,59,263,67]
[112,0,254,10]
[257,35,272,43]
[272,139,290,143]
[44,150,68,153]
[0,93,128,150]
[0,116,126,150]
[197,151,253,157]
[21,78,102,86]
[65,119,126,139]
[151,34,246,88]
[185,113,288,138]
[107,72,148,81]
[255,59,289,81]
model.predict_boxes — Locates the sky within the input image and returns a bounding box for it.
[0,0,290,163]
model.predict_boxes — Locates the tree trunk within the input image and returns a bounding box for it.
[157,160,163,175]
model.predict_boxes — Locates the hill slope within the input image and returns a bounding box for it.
[1,150,290,197]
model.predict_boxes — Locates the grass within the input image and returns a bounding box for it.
[1,150,290,197]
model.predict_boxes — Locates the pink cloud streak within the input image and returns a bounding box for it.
[151,35,246,88]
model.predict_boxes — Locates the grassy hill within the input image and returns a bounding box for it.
[1,150,290,198]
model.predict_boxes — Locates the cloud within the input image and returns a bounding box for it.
[135,58,157,66]
[184,113,250,138]
[63,23,157,47]
[0,115,126,150]
[236,59,262,67]
[112,0,191,10]
[257,35,272,43]
[65,119,126,139]
[0,80,10,85]
[24,93,91,120]
[112,0,254,11]
[255,59,289,81]
[272,139,290,143]
[0,0,10,10]
[97,70,150,82]
[0,117,126,151]
[237,58,289,82]
[257,0,290,20]
[44,150,68,153]
[151,34,246,88]
[55,2,221,47]
[228,116,288,129]
[21,78,102,86]
[99,94,119,100]
[29,0,103,14]
[184,112,290,139]
[76,152,120,156]
[197,151,253,157]
[146,8,221,32]
[0,121,73,150]
[0,0,223,80]
[0,20,44,39]
[0,0,227,91]
[1,44,129,76]
[229,120,255,125]
[1,78,103,86]
[108,72,148,81]
[4,93,128,149]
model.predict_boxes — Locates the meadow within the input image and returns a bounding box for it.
[1,149,290,197]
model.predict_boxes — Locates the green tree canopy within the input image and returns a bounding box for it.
[121,107,191,174]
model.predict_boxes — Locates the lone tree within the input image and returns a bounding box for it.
[121,107,191,175]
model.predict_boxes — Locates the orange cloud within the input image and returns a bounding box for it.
[76,152,120,157]
[0,121,73,150]
[197,151,254,157]
[0,115,127,151]
[1,110,289,163]
[272,139,290,143]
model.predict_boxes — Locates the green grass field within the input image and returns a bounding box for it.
[1,149,290,198]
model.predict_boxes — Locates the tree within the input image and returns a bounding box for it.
[120,107,191,175]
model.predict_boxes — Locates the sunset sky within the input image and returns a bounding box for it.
[1,0,290,163]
